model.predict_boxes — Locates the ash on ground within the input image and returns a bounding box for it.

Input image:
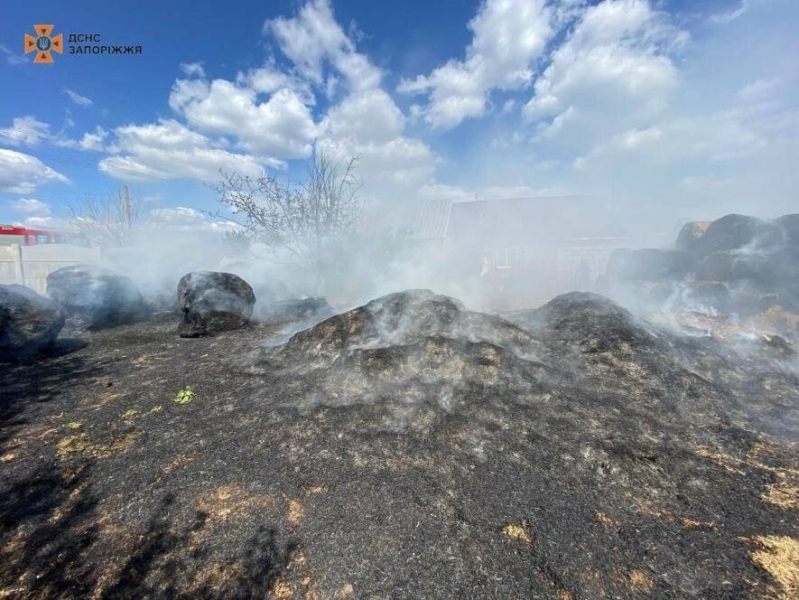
[1,289,797,599]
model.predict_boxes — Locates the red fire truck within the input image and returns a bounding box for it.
[0,224,89,246]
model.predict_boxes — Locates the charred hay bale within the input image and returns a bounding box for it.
[691,214,782,257]
[760,333,796,359]
[520,291,668,354]
[749,306,799,340]
[730,289,798,317]
[697,250,787,289]
[177,271,255,338]
[257,289,545,410]
[272,289,469,362]
[674,220,711,253]
[606,248,694,282]
[697,251,736,282]
[46,264,145,330]
[646,282,679,303]
[261,296,333,323]
[775,213,799,248]
[0,284,65,362]
[673,281,732,314]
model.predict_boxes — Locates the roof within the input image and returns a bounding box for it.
[358,198,452,240]
[448,196,626,245]
[357,196,626,244]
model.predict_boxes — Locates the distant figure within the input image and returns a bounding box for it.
[480,255,491,278]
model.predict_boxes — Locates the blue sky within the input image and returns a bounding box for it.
[0,0,797,241]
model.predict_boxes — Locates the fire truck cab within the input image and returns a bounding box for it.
[0,224,89,246]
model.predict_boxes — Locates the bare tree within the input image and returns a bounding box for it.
[214,151,363,289]
[66,186,146,247]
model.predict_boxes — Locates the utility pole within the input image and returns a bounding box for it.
[123,185,132,242]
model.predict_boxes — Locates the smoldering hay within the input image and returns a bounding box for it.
[1,273,798,596]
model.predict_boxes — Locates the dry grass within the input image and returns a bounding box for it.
[502,520,533,545]
[740,443,799,511]
[272,577,293,599]
[187,561,245,594]
[161,454,195,475]
[56,434,96,459]
[763,477,799,511]
[55,431,141,460]
[695,446,747,476]
[628,569,654,593]
[680,517,716,529]
[595,510,618,528]
[633,498,677,523]
[288,498,305,526]
[750,536,799,598]
[749,306,799,335]
[196,485,276,521]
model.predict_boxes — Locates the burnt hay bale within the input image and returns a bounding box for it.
[690,214,782,257]
[697,249,791,290]
[519,291,668,354]
[674,220,711,254]
[46,264,145,330]
[606,248,694,282]
[775,213,799,248]
[0,284,65,362]
[678,281,731,314]
[177,271,255,338]
[261,297,333,323]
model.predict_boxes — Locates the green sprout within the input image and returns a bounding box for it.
[174,386,195,405]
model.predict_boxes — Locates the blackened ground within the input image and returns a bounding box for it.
[1,292,797,599]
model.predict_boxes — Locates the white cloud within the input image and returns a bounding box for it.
[98,119,266,182]
[260,0,440,198]
[574,107,771,171]
[97,0,436,195]
[398,0,553,129]
[1,117,108,153]
[24,215,66,228]
[317,133,437,194]
[237,65,314,103]
[180,62,206,78]
[0,149,69,193]
[524,0,686,144]
[737,78,782,104]
[55,126,109,151]
[10,198,52,216]
[0,43,28,65]
[169,78,318,160]
[265,0,382,93]
[680,175,735,193]
[75,127,108,151]
[0,116,51,146]
[318,90,437,195]
[709,0,749,24]
[150,206,238,232]
[64,89,93,107]
[322,89,404,143]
